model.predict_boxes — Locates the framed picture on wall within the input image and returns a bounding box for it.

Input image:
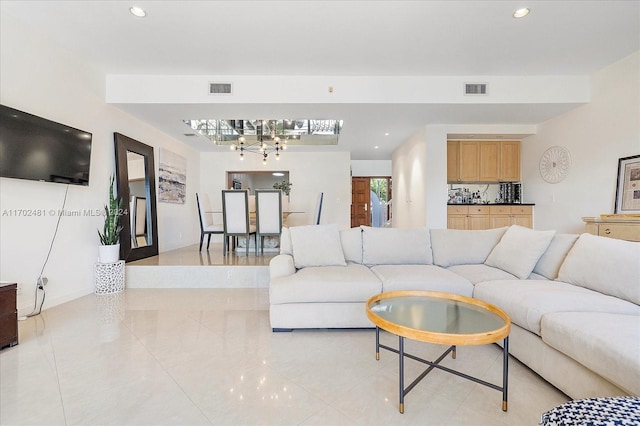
[158,148,187,204]
[614,155,640,214]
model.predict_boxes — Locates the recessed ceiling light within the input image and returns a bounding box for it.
[513,8,530,18]
[374,146,379,149]
[384,132,389,136]
[129,6,147,17]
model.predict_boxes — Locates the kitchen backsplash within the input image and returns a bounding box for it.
[448,183,500,204]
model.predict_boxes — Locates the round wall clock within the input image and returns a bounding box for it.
[539,146,572,183]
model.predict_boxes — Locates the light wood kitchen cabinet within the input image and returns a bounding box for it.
[489,205,533,228]
[447,141,460,182]
[582,216,640,242]
[448,205,534,230]
[447,140,521,183]
[458,142,480,182]
[479,142,501,182]
[447,205,468,229]
[447,205,490,230]
[500,141,521,182]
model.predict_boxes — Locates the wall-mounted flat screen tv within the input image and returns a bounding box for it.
[0,104,92,186]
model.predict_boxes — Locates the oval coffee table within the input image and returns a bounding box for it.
[366,290,511,414]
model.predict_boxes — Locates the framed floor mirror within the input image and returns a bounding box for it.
[114,132,159,262]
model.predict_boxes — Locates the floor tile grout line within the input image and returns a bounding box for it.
[46,313,69,426]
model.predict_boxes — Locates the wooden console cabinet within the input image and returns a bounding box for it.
[582,216,640,242]
[0,282,18,349]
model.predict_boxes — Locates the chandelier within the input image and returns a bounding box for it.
[231,120,290,164]
[183,119,343,163]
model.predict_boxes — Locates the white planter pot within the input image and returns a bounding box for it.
[98,244,120,263]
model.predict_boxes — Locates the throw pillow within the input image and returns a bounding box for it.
[340,227,363,264]
[289,224,346,269]
[361,226,432,265]
[531,233,579,279]
[485,225,556,279]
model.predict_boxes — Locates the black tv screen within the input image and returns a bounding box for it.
[0,104,92,186]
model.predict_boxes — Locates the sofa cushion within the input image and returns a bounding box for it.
[280,226,292,255]
[485,225,556,279]
[557,233,640,305]
[431,227,507,267]
[340,227,363,264]
[531,233,579,280]
[371,265,474,296]
[362,226,432,266]
[541,312,640,395]
[473,279,640,336]
[446,264,518,285]
[290,224,346,269]
[269,263,381,304]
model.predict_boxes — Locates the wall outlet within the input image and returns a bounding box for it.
[37,276,48,288]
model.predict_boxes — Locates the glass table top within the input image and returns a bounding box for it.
[367,292,510,344]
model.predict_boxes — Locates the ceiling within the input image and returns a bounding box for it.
[2,1,639,159]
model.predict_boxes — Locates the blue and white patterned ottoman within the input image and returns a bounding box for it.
[540,396,640,426]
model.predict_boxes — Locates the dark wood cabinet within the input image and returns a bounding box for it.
[0,282,18,349]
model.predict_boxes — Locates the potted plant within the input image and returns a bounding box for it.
[97,174,123,263]
[273,180,292,196]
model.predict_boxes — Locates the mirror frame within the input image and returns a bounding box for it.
[114,132,159,262]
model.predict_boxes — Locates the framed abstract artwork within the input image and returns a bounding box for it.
[158,148,187,204]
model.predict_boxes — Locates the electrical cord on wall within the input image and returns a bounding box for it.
[19,184,69,320]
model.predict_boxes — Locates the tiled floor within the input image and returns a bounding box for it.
[1,288,569,425]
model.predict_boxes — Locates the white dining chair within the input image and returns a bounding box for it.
[222,190,257,255]
[196,193,224,251]
[255,190,282,254]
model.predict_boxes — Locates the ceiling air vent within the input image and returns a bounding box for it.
[464,83,488,95]
[209,82,232,95]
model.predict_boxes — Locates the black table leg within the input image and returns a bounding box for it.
[503,336,509,411]
[376,326,380,361]
[399,336,405,414]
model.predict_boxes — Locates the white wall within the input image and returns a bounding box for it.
[522,52,640,233]
[351,160,392,177]
[0,15,200,314]
[199,152,351,231]
[391,128,428,228]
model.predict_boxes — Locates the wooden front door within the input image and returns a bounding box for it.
[351,177,370,227]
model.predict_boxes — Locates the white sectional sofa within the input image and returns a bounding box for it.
[268,224,640,400]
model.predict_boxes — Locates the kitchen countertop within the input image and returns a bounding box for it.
[447,203,535,206]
